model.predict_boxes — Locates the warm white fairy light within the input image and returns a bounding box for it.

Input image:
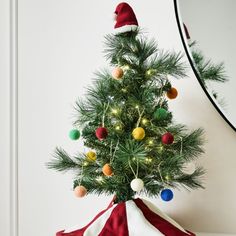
[83,161,88,167]
[145,157,153,163]
[141,118,149,125]
[96,176,104,183]
[111,108,119,115]
[135,105,139,109]
[123,65,130,70]
[148,139,154,145]
[115,125,121,131]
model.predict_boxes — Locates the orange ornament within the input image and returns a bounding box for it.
[74,185,87,198]
[112,67,124,80]
[102,163,113,176]
[166,87,178,99]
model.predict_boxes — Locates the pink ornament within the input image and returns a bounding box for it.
[112,67,124,80]
[74,185,87,198]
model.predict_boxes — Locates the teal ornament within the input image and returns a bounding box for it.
[154,108,168,120]
[69,129,80,140]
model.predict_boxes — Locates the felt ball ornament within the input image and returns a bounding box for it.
[86,151,96,162]
[130,178,144,192]
[112,67,124,80]
[95,127,108,140]
[161,189,174,202]
[74,185,87,198]
[132,127,145,141]
[154,108,168,120]
[182,162,196,175]
[162,132,174,145]
[166,87,178,99]
[102,163,113,176]
[69,129,80,140]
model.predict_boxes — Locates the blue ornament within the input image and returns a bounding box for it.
[161,189,174,202]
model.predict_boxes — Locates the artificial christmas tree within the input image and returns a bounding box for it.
[48,2,205,235]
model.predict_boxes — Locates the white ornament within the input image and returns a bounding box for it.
[130,178,144,192]
[182,162,196,175]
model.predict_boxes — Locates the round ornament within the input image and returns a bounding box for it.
[74,185,87,198]
[95,127,108,140]
[182,162,196,175]
[161,189,174,201]
[132,127,145,141]
[162,132,174,145]
[86,151,96,162]
[130,178,144,192]
[166,87,178,99]
[154,108,168,120]
[102,163,113,176]
[112,67,124,80]
[69,129,80,140]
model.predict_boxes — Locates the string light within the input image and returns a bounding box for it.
[121,88,127,93]
[83,161,88,167]
[145,157,153,164]
[111,108,118,114]
[148,139,154,145]
[123,65,130,70]
[115,125,122,131]
[135,105,139,109]
[96,176,104,183]
[141,118,149,125]
[132,157,136,161]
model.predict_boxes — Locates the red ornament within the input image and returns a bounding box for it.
[162,132,174,145]
[95,127,108,140]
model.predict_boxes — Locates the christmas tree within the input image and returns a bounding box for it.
[47,3,205,204]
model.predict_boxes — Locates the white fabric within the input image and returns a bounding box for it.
[142,199,190,234]
[126,200,164,236]
[114,25,138,34]
[64,204,117,234]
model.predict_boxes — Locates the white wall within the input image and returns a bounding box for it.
[1,0,236,235]
[0,0,10,235]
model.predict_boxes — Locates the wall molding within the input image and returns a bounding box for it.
[10,0,18,235]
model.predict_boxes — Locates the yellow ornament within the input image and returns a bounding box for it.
[132,127,145,140]
[86,151,96,162]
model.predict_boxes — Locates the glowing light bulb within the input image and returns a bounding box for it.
[145,157,153,163]
[141,118,149,125]
[83,161,88,166]
[132,157,136,161]
[123,65,130,70]
[148,139,154,145]
[115,125,121,131]
[111,108,119,115]
[96,176,104,183]
[135,105,139,109]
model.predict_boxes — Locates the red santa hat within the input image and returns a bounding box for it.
[56,198,195,236]
[114,2,139,34]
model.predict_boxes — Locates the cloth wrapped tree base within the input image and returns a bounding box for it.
[56,198,195,236]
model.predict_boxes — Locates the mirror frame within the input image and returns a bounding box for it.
[174,0,236,132]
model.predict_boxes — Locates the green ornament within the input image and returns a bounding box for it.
[69,129,80,140]
[154,108,168,120]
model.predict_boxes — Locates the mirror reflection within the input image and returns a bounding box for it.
[178,0,236,129]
